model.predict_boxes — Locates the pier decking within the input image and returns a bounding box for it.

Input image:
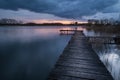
[60,30,76,35]
[48,31,113,80]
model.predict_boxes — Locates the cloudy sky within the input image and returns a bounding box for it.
[0,0,120,23]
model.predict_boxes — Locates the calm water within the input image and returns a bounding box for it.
[0,26,120,80]
[0,26,71,80]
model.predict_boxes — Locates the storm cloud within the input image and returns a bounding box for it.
[0,0,119,19]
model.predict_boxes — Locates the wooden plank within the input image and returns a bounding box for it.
[48,75,90,80]
[48,31,113,80]
[50,69,112,80]
[54,65,109,76]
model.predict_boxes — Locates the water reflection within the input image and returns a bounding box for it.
[0,26,71,80]
[60,27,86,31]
[1,26,120,80]
[92,44,120,80]
[84,26,120,80]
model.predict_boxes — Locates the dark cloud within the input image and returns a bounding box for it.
[0,0,119,18]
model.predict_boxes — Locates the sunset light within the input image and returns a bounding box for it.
[32,20,88,24]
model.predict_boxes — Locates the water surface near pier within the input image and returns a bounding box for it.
[0,26,71,80]
[84,26,120,80]
[0,26,120,80]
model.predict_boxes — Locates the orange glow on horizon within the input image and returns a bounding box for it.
[32,20,88,24]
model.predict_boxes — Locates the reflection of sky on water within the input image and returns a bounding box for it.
[84,28,117,37]
[1,26,120,80]
[0,26,71,80]
[85,28,120,80]
[92,44,120,80]
[0,27,60,43]
[84,29,101,36]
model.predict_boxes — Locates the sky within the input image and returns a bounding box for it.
[0,0,120,23]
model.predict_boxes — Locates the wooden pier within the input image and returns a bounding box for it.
[60,30,76,35]
[48,31,113,80]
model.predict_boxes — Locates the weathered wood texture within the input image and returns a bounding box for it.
[48,31,113,80]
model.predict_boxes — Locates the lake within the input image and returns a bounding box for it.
[0,26,120,80]
[0,26,71,80]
